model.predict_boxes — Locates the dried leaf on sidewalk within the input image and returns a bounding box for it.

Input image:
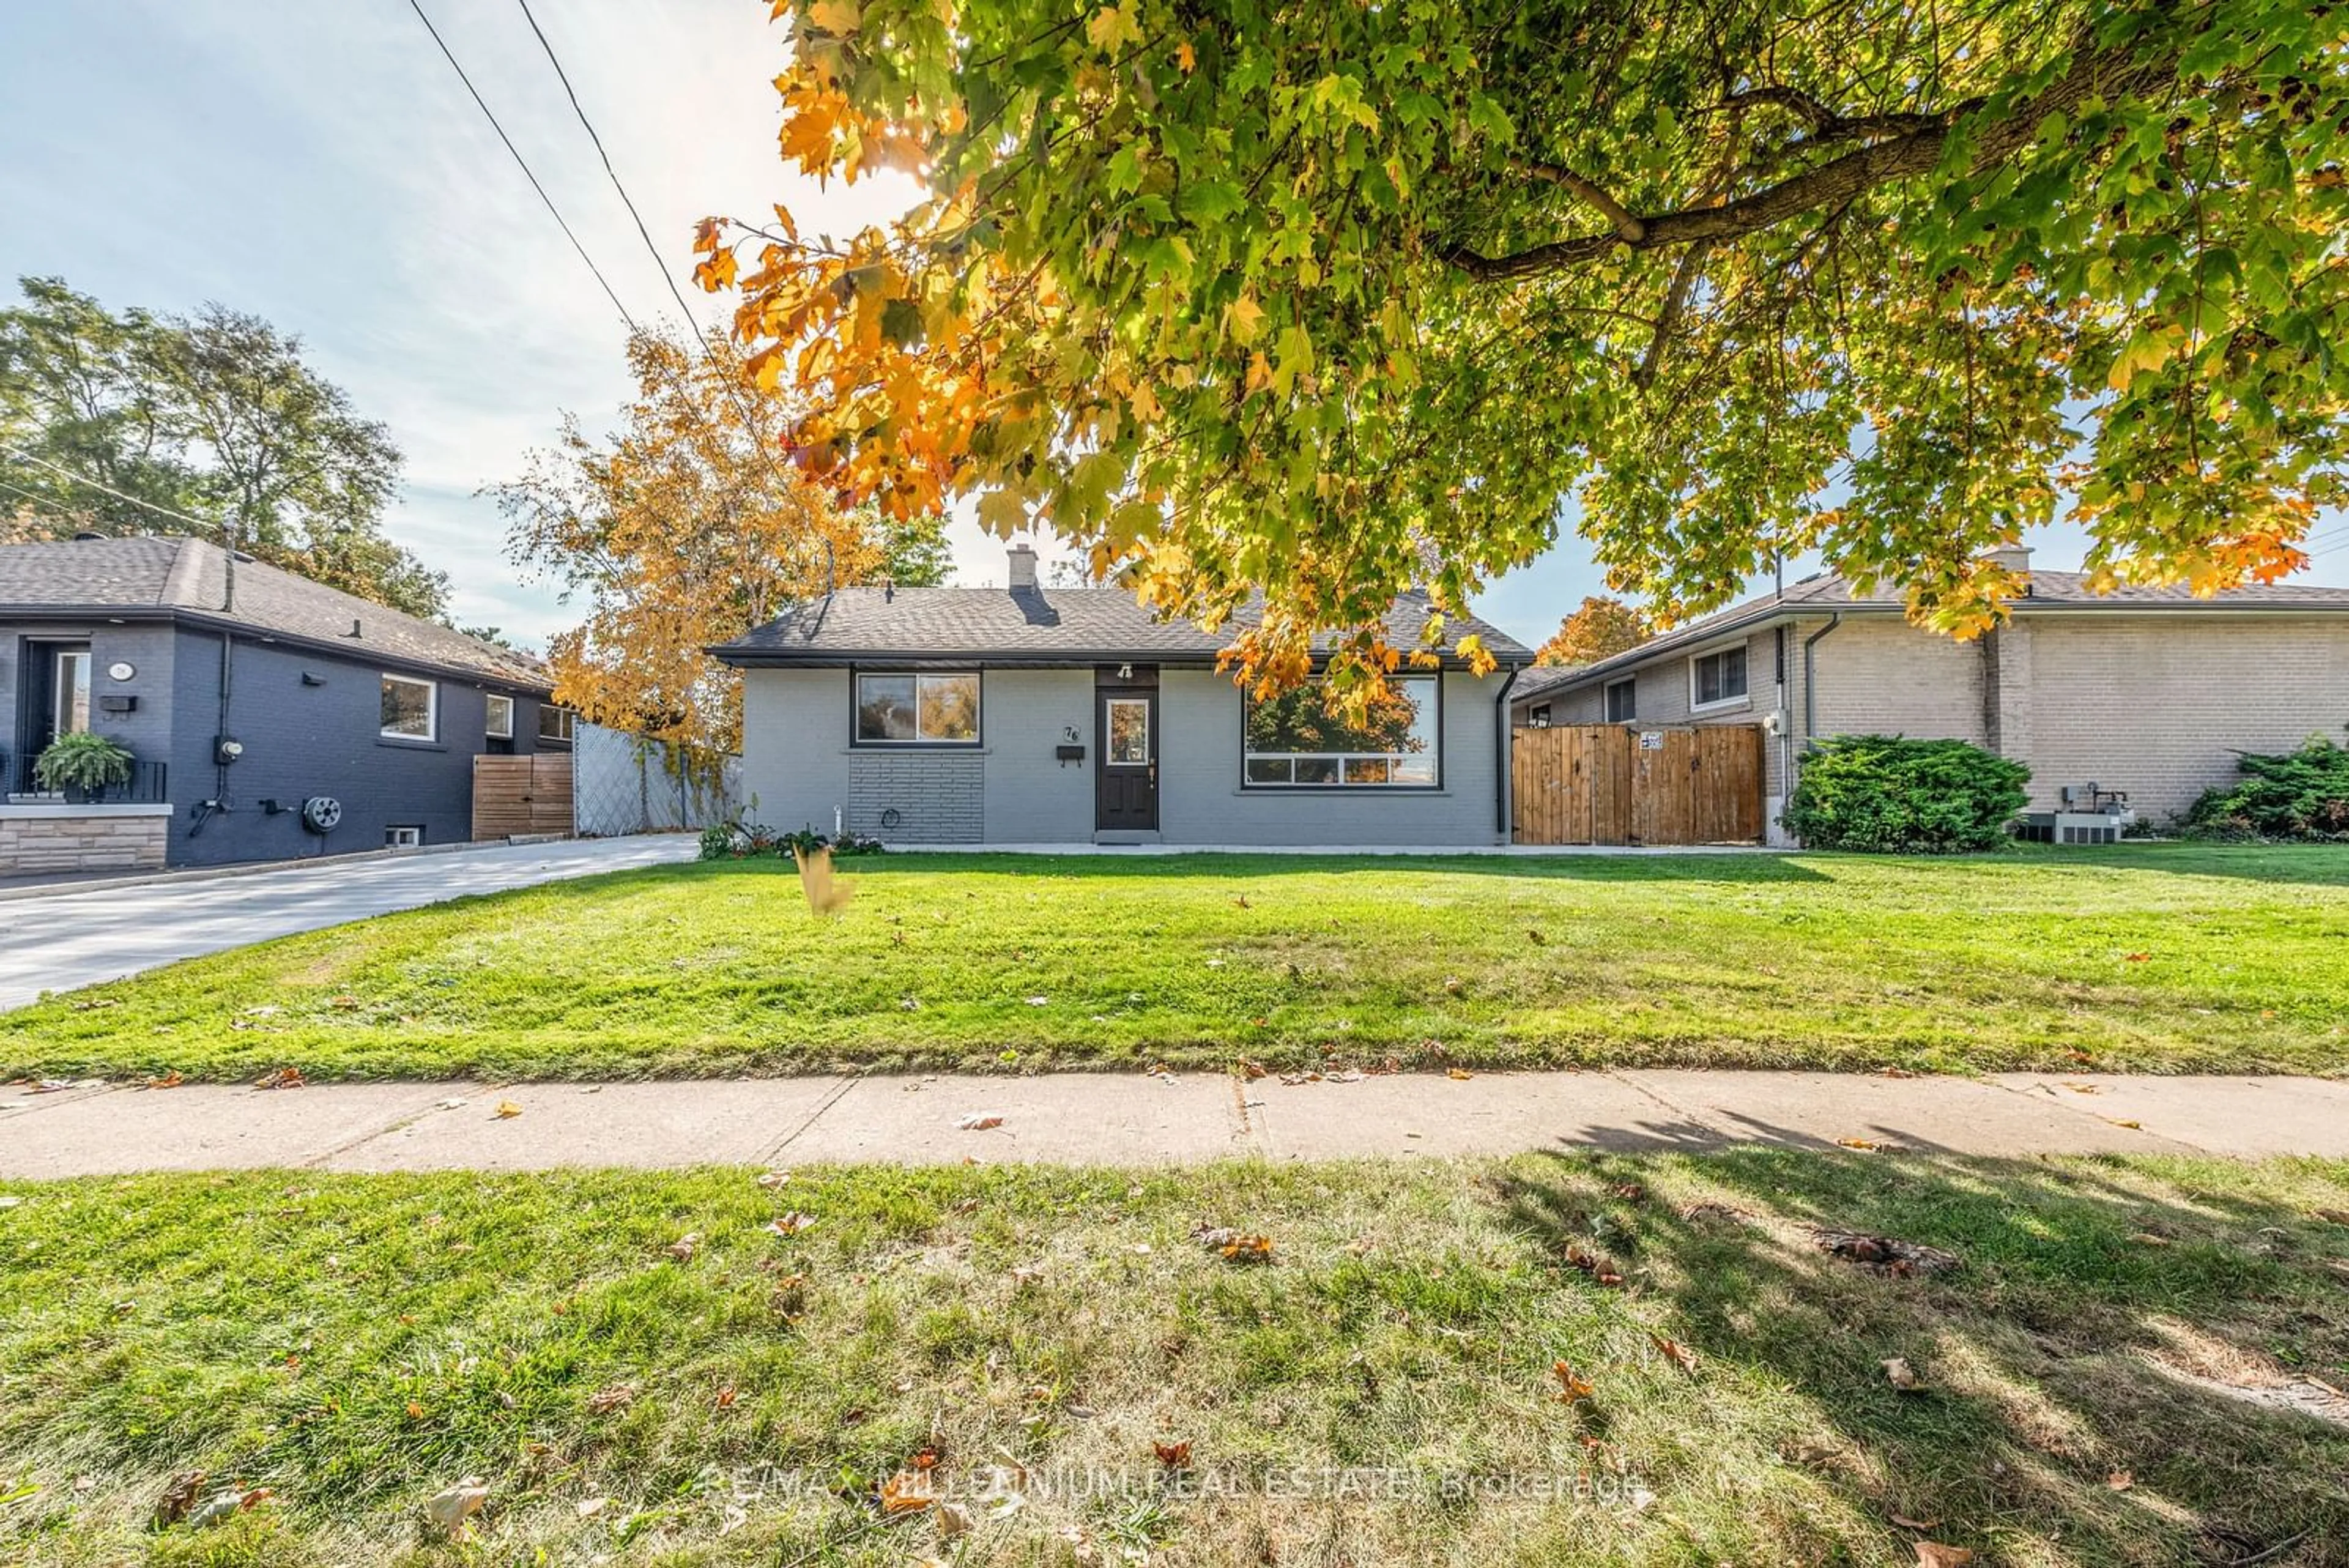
[1445,1066,1474,1080]
[254,1067,306,1090]
[145,1071,184,1089]
[957,1113,1005,1131]
[494,1101,522,1119]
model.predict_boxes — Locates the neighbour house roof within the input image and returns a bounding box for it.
[710,584,1535,669]
[1516,565,2349,700]
[0,534,549,689]
[1507,664,1588,704]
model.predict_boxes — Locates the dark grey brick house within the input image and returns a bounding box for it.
[1,534,569,872]
[710,544,1534,847]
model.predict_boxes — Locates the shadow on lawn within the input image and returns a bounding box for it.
[1486,1140,2349,1566]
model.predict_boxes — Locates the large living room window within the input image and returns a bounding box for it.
[856,672,981,744]
[1244,675,1439,787]
[380,672,438,741]
[1690,647,1748,710]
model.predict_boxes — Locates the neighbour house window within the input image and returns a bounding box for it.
[1244,675,1439,787]
[485,694,514,739]
[1690,647,1748,709]
[380,673,438,741]
[1604,678,1636,723]
[855,672,981,744]
[1528,703,1552,728]
[538,705,576,744]
[385,825,423,848]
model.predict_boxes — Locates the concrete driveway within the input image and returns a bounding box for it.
[0,834,700,1011]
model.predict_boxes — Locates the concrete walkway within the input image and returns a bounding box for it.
[0,834,699,1011]
[5,1069,2345,1176]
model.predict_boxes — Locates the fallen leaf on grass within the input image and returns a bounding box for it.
[880,1471,933,1514]
[1552,1360,1595,1402]
[957,1113,1005,1131]
[2314,1208,2349,1228]
[187,1487,272,1528]
[586,1384,635,1415]
[2106,1470,2134,1491]
[1836,1136,1901,1153]
[254,1067,306,1091]
[425,1479,489,1540]
[494,1101,522,1119]
[575,1496,608,1518]
[1889,1511,1942,1530]
[665,1233,700,1261]
[1611,1183,1646,1203]
[2128,1232,2172,1247]
[1153,1440,1192,1466]
[1882,1356,1925,1392]
[154,1470,209,1526]
[1811,1228,1961,1276]
[1192,1224,1273,1262]
[1913,1544,1974,1567]
[1649,1334,1699,1373]
[714,1386,737,1410]
[756,1170,791,1189]
[935,1501,974,1539]
[765,1213,817,1235]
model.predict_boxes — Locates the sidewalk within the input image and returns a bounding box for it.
[6,1069,2346,1176]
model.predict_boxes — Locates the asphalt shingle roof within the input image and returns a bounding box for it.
[712,585,1534,667]
[0,535,549,689]
[1524,565,2349,696]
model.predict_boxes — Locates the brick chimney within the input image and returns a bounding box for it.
[1006,541,1039,590]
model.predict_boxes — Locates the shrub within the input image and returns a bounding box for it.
[780,825,885,858]
[2181,733,2349,841]
[698,818,779,860]
[1783,735,2030,853]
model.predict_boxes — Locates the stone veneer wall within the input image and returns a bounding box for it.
[0,805,171,875]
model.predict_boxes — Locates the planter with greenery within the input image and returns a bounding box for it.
[30,732,136,803]
[1781,735,2029,853]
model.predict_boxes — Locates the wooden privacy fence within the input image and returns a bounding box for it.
[1512,724,1764,845]
[472,753,574,841]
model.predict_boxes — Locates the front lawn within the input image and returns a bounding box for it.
[3,1153,2343,1566]
[5,844,2347,1082]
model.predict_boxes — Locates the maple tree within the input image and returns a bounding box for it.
[495,324,948,754]
[1534,595,1651,667]
[692,0,2348,690]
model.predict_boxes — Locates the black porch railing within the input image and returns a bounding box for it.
[4,752,170,804]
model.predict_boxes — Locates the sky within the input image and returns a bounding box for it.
[4,1,2321,659]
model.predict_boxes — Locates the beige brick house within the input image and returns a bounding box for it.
[1509,548,2349,844]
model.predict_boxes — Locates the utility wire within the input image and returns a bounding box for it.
[403,0,644,336]
[508,0,828,582]
[0,444,227,535]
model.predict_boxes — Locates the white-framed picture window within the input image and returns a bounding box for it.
[1689,647,1749,710]
[855,672,981,745]
[484,693,514,739]
[1243,675,1439,787]
[380,672,438,741]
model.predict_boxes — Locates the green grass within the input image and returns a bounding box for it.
[3,1153,2345,1566]
[9,842,2349,1082]
[6,844,2349,1081]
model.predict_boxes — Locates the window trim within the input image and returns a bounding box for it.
[1241,672,1444,791]
[380,672,439,742]
[385,825,424,849]
[484,693,515,740]
[1603,677,1637,724]
[537,704,576,745]
[851,668,985,748]
[1687,644,1751,713]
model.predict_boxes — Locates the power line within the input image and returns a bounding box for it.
[0,444,226,535]
[508,0,820,562]
[403,0,643,336]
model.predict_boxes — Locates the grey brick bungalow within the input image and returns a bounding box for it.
[1511,546,2349,839]
[2,533,568,872]
[711,544,1534,847]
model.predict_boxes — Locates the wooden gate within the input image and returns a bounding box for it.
[1512,725,1763,845]
[472,754,573,841]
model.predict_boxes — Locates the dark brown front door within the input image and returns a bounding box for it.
[1096,670,1158,831]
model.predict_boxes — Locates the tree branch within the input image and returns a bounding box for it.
[1518,160,1647,242]
[1444,39,2169,283]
